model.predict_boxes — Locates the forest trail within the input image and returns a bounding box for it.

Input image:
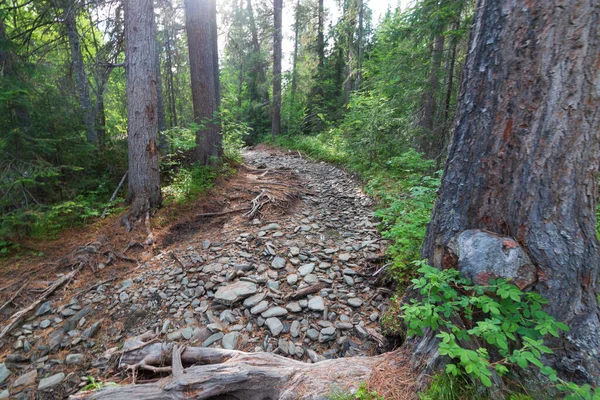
[0,146,398,399]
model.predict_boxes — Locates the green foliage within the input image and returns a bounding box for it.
[221,108,252,163]
[81,376,119,392]
[419,372,481,400]
[162,164,217,205]
[403,263,600,399]
[327,384,384,400]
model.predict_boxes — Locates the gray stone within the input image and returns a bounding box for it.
[343,275,354,286]
[0,363,10,385]
[48,330,65,352]
[339,253,351,262]
[261,223,281,231]
[278,338,290,354]
[370,312,379,322]
[286,274,298,285]
[35,301,53,316]
[290,320,301,337]
[348,298,363,308]
[60,308,77,317]
[306,348,319,363]
[286,302,302,313]
[271,257,286,270]
[119,292,129,303]
[0,389,8,399]
[355,325,369,339]
[12,370,37,387]
[63,307,91,332]
[307,296,325,311]
[82,321,101,340]
[214,281,258,305]
[306,328,319,341]
[448,229,536,289]
[303,274,318,285]
[161,320,171,334]
[222,332,240,350]
[181,327,194,340]
[40,320,51,329]
[251,301,269,315]
[298,263,315,277]
[38,372,64,391]
[65,353,84,365]
[202,263,223,273]
[202,332,224,347]
[261,307,288,318]
[220,310,236,323]
[265,317,284,336]
[243,292,267,308]
[289,247,300,256]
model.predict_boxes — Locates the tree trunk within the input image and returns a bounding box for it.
[420,0,600,385]
[354,0,363,91]
[271,0,282,137]
[290,0,301,111]
[94,68,109,150]
[124,0,162,219]
[210,0,220,111]
[419,34,445,159]
[71,343,392,400]
[154,22,167,153]
[184,0,221,165]
[62,1,97,145]
[247,0,269,105]
[343,0,355,107]
[164,27,178,128]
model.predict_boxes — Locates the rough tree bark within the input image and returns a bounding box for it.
[419,0,600,385]
[164,26,178,128]
[354,0,363,91]
[62,0,97,145]
[271,0,282,137]
[153,17,168,153]
[343,0,355,107]
[184,0,221,165]
[124,0,162,219]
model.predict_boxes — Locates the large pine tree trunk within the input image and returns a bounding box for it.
[271,0,282,137]
[63,1,97,145]
[184,0,221,165]
[124,0,162,219]
[421,0,600,385]
[247,0,269,106]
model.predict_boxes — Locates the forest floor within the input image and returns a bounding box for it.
[0,145,408,399]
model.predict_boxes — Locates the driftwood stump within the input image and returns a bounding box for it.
[71,342,392,400]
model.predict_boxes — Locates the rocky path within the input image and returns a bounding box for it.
[0,147,391,399]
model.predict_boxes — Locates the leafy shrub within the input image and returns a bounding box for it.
[403,262,599,399]
[162,164,216,205]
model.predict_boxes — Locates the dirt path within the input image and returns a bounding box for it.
[0,146,392,399]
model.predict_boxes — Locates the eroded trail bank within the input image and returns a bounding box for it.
[0,146,406,399]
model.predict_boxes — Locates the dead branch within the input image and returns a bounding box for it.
[285,282,328,301]
[0,264,83,340]
[0,282,28,313]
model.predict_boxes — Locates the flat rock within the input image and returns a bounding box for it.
[250,301,269,315]
[12,370,37,388]
[214,281,258,305]
[0,363,10,385]
[307,296,325,311]
[243,292,267,308]
[265,317,284,336]
[222,332,240,350]
[0,389,8,399]
[286,302,302,313]
[348,298,363,308]
[65,353,84,365]
[202,332,224,347]
[271,257,286,269]
[35,301,53,316]
[298,263,315,277]
[286,274,298,285]
[38,373,65,391]
[261,307,288,318]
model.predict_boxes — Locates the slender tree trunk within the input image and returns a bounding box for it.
[354,0,363,91]
[271,0,282,137]
[419,34,445,159]
[317,0,324,69]
[343,0,355,107]
[0,19,30,129]
[164,28,178,127]
[290,0,301,110]
[62,1,97,145]
[124,0,162,218]
[247,0,269,105]
[154,22,167,152]
[94,68,109,150]
[420,0,600,385]
[210,0,220,110]
[184,0,221,165]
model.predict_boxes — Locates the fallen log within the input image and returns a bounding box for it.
[72,343,395,400]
